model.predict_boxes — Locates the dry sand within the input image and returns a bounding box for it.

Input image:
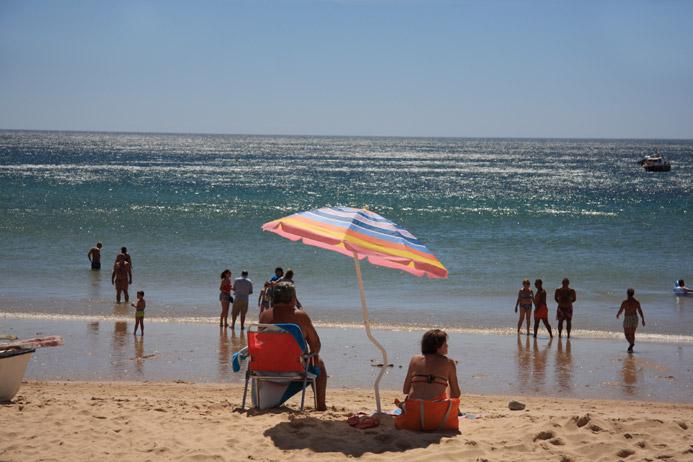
[2,381,692,461]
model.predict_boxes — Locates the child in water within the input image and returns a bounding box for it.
[258,281,271,312]
[131,290,146,335]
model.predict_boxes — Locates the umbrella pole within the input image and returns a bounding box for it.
[352,251,388,415]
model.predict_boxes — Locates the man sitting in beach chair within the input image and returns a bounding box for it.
[247,281,327,411]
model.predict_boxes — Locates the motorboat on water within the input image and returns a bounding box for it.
[0,347,34,402]
[639,150,671,172]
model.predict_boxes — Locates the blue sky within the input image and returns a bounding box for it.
[1,0,692,138]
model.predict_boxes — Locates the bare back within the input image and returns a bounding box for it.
[88,247,101,263]
[620,298,641,316]
[403,354,460,400]
[259,305,321,355]
[113,261,131,280]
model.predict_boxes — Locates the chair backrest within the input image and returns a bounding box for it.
[247,324,307,373]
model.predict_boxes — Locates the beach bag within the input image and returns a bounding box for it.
[394,397,460,431]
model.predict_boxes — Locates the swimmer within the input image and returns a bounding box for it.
[616,288,645,353]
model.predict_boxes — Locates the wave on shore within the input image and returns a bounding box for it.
[3,311,692,345]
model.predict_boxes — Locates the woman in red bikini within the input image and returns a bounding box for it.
[219,269,233,327]
[533,279,553,338]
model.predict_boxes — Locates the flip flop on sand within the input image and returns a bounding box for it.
[347,412,380,429]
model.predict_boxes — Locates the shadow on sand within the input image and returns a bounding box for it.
[262,413,457,456]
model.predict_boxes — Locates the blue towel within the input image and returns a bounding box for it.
[277,363,321,405]
[232,347,248,373]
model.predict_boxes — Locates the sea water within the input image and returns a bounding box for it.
[1,131,692,338]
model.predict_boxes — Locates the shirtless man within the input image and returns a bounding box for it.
[111,259,132,303]
[258,282,327,410]
[116,247,132,267]
[616,288,645,353]
[88,242,102,270]
[554,278,576,339]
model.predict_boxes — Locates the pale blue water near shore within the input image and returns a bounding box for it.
[1,130,692,338]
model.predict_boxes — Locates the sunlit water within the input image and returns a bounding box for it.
[1,131,691,339]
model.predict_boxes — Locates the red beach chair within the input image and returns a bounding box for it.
[241,323,318,411]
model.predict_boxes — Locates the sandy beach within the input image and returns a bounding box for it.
[2,381,691,461]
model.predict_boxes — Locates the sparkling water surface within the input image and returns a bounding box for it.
[1,131,691,337]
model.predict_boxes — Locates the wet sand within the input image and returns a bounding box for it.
[2,317,692,402]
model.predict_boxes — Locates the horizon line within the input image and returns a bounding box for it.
[1,127,692,142]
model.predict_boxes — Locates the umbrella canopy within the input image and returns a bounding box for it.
[261,206,448,279]
[262,206,448,413]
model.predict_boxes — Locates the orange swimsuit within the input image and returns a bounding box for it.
[534,290,548,320]
[395,375,459,432]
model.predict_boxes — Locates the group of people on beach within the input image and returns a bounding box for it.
[514,278,575,339]
[233,278,461,419]
[87,241,659,417]
[218,268,254,330]
[88,242,146,335]
[253,279,461,420]
[218,266,306,330]
[514,277,646,352]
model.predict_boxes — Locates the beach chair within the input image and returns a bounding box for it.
[241,323,318,411]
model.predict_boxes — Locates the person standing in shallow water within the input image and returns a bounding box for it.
[131,290,146,335]
[279,269,302,309]
[111,258,132,303]
[231,270,253,331]
[514,279,533,335]
[555,278,576,339]
[616,288,645,353]
[88,242,102,270]
[267,267,283,308]
[219,269,233,327]
[116,247,132,268]
[533,279,553,338]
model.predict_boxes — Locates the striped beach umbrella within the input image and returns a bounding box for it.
[262,206,448,413]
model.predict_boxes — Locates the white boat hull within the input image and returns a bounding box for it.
[0,348,34,402]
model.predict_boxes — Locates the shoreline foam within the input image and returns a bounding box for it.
[3,311,693,344]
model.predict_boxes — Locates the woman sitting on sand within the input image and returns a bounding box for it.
[402,329,461,400]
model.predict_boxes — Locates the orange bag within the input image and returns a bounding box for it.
[394,398,460,431]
